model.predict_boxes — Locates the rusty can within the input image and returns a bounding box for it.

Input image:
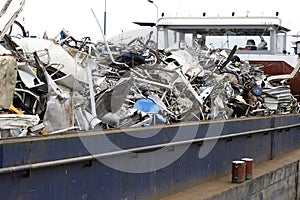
[232,161,246,183]
[241,158,253,180]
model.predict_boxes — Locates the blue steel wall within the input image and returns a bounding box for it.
[0,114,300,199]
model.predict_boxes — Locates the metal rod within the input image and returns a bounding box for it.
[147,0,159,48]
[0,0,13,18]
[91,9,146,79]
[91,9,128,67]
[87,45,97,117]
[104,0,107,36]
[134,77,173,90]
[0,0,26,40]
[49,126,79,135]
[0,122,299,175]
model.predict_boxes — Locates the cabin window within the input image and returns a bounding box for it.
[204,36,270,50]
[159,29,273,51]
[161,30,180,50]
[276,34,285,53]
[158,29,289,54]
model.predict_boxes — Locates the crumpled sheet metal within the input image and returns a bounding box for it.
[0,114,39,129]
[95,77,134,117]
[43,85,73,133]
[12,37,89,86]
[0,19,299,137]
[0,114,40,138]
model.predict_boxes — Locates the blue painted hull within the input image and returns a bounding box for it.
[1,114,300,199]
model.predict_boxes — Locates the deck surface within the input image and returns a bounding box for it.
[160,147,300,200]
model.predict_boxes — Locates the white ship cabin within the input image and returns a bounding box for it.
[156,16,298,67]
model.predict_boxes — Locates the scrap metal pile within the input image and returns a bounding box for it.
[0,2,299,138]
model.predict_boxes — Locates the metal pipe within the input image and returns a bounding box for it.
[91,9,147,79]
[0,0,13,18]
[91,9,114,63]
[0,122,299,175]
[0,0,26,40]
[87,45,97,117]
[134,77,173,90]
[147,0,159,48]
[48,126,79,135]
[104,0,107,36]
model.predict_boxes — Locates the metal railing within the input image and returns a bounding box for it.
[0,122,299,175]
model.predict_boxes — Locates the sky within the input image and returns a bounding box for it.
[2,0,300,42]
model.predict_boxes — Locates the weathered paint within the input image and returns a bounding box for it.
[0,114,300,199]
[232,161,246,183]
[0,56,17,109]
[241,158,253,180]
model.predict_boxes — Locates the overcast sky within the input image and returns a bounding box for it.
[2,0,300,41]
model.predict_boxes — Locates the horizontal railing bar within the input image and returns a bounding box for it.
[0,123,299,175]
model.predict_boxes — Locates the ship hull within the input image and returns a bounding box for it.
[1,114,300,199]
